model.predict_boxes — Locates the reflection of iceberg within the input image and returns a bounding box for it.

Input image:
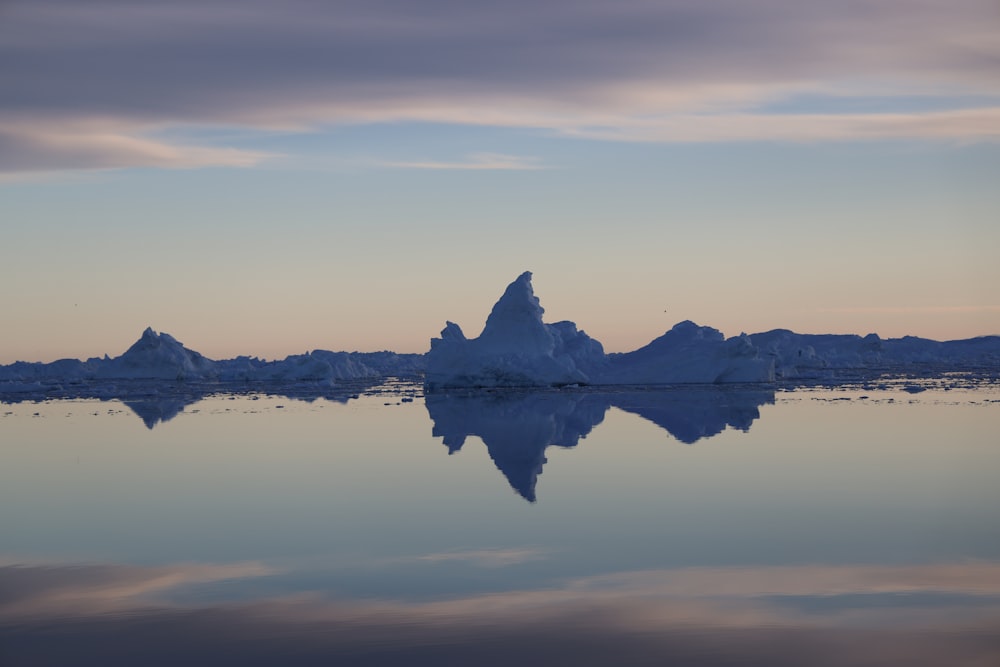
[426,391,607,501]
[0,381,379,429]
[426,387,774,501]
[122,394,199,429]
[609,387,774,444]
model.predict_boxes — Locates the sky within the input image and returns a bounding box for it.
[1,0,999,363]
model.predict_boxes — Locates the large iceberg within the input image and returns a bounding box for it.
[425,272,604,388]
[426,272,773,388]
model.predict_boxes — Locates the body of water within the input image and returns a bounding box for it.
[2,378,999,665]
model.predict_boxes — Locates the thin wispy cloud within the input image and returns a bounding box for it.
[0,119,269,173]
[380,153,545,171]
[812,305,1000,315]
[2,0,998,174]
[563,108,1000,144]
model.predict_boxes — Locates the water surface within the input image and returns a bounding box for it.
[2,379,999,665]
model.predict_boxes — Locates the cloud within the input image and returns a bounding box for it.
[561,108,1000,143]
[2,0,999,174]
[812,305,1000,315]
[379,153,545,171]
[0,120,268,173]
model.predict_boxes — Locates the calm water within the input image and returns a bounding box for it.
[2,379,999,665]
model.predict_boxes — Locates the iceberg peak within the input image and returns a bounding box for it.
[426,272,589,388]
[426,272,774,387]
[478,271,553,355]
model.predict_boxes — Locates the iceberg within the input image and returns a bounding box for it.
[426,272,773,388]
[603,321,775,384]
[425,272,603,388]
[0,328,424,391]
[1,271,998,395]
[752,329,1000,378]
[97,327,216,380]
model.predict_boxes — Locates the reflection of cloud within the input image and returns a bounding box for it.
[564,563,1000,599]
[0,561,273,617]
[404,548,548,568]
[1,560,999,665]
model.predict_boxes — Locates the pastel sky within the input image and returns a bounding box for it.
[2,0,999,363]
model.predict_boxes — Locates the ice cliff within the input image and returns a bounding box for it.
[425,272,774,388]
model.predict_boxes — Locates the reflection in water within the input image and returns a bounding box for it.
[427,392,608,501]
[1,380,385,429]
[2,560,998,666]
[3,382,999,665]
[122,394,201,429]
[610,387,775,444]
[118,384,378,429]
[426,387,774,501]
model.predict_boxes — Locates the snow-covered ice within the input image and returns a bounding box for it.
[0,328,423,386]
[602,321,774,385]
[425,272,602,388]
[426,272,773,387]
[1,271,998,395]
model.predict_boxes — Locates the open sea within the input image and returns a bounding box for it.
[2,376,999,665]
